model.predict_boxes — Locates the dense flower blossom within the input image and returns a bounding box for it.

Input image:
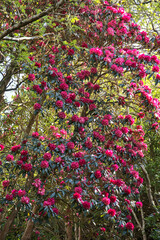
[73,193,81,199]
[79,158,86,166]
[48,143,56,151]
[32,132,39,138]
[21,196,30,204]
[56,100,63,108]
[107,27,114,36]
[43,198,55,207]
[2,180,10,188]
[85,139,93,149]
[22,163,32,171]
[68,49,74,55]
[11,144,21,152]
[0,144,4,151]
[152,122,159,130]
[105,149,113,157]
[67,142,75,149]
[102,197,110,205]
[110,195,117,203]
[71,162,79,169]
[152,66,159,72]
[41,160,49,169]
[34,103,41,110]
[115,129,123,138]
[43,153,52,160]
[6,154,14,161]
[18,189,26,197]
[94,170,102,179]
[82,201,91,210]
[108,208,116,216]
[101,119,109,125]
[59,83,69,90]
[111,164,119,171]
[74,187,83,194]
[6,194,13,201]
[35,62,41,68]
[125,222,134,231]
[32,179,41,188]
[58,111,66,119]
[57,144,65,153]
[135,201,143,208]
[52,208,59,214]
[100,227,106,232]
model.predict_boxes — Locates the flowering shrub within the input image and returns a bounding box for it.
[0,0,159,239]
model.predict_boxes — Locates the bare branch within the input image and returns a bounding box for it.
[3,33,55,42]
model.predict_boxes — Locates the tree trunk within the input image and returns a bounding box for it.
[65,222,73,240]
[21,205,37,240]
[0,207,17,240]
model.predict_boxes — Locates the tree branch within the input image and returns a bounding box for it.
[3,33,55,42]
[0,61,17,103]
[0,0,65,40]
[140,163,158,212]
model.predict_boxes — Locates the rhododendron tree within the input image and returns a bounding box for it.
[0,0,160,239]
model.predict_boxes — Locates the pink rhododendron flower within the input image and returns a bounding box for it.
[107,27,114,36]
[37,187,45,195]
[115,129,123,138]
[58,144,65,153]
[43,153,52,160]
[6,154,14,161]
[94,170,102,179]
[108,208,116,216]
[111,164,119,171]
[85,139,92,149]
[11,144,21,152]
[110,195,117,203]
[22,163,32,171]
[73,193,81,199]
[152,122,159,130]
[32,132,39,138]
[52,207,59,214]
[68,49,74,55]
[102,197,110,205]
[2,180,10,188]
[41,160,49,169]
[71,162,79,169]
[18,189,26,197]
[48,143,56,151]
[28,73,35,81]
[34,103,41,110]
[152,66,159,72]
[135,202,143,208]
[32,179,41,188]
[0,144,4,151]
[105,149,113,157]
[125,222,134,231]
[35,62,41,68]
[6,194,13,201]
[67,142,75,149]
[74,187,83,194]
[58,111,66,119]
[100,227,106,232]
[43,198,55,206]
[56,100,63,108]
[82,201,90,209]
[21,196,30,204]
